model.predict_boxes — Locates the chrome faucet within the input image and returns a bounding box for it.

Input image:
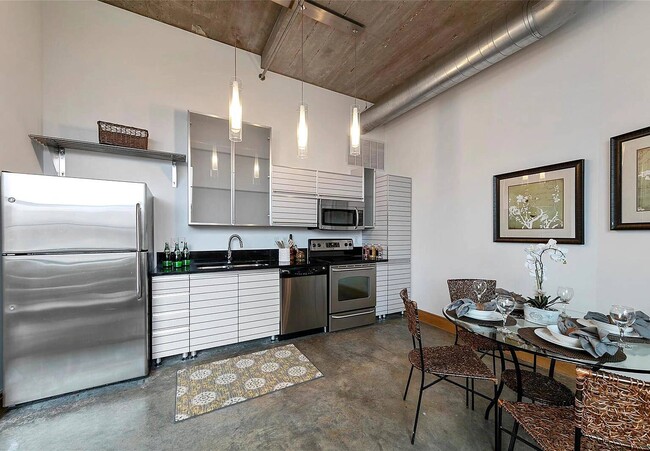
[227,234,243,264]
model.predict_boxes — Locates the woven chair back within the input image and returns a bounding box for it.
[447,279,496,303]
[575,367,650,449]
[400,288,421,341]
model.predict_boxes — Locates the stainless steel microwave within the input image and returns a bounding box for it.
[318,199,365,230]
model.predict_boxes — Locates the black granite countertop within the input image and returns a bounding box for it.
[150,248,388,276]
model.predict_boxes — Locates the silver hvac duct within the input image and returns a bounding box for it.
[360,0,587,133]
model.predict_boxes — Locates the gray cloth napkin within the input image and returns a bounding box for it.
[557,317,618,358]
[584,311,650,339]
[448,298,496,317]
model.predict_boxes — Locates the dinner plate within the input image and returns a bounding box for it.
[546,325,582,348]
[464,309,502,321]
[534,327,584,351]
[577,319,637,337]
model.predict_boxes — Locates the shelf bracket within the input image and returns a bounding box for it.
[171,161,177,188]
[47,146,66,177]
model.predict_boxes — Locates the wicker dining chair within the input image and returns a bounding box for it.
[400,288,498,445]
[497,367,650,450]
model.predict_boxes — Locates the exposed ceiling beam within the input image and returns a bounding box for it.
[260,0,364,80]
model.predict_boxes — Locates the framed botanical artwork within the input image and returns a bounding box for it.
[611,126,650,230]
[493,160,585,244]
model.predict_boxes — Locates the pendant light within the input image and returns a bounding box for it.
[229,39,243,142]
[297,1,308,159]
[350,30,361,157]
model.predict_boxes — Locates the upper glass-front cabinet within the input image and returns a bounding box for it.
[188,111,270,225]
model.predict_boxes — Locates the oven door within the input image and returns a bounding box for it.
[329,264,376,313]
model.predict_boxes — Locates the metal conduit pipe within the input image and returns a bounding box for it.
[360,0,587,133]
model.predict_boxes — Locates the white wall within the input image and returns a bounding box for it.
[41,0,370,251]
[385,0,650,315]
[0,1,42,174]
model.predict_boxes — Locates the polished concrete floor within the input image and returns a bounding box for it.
[0,317,572,450]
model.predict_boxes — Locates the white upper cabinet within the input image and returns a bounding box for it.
[316,171,363,200]
[271,165,317,196]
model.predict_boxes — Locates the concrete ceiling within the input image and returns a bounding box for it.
[101,0,525,103]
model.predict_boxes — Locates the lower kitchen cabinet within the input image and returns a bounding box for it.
[238,270,280,342]
[376,262,388,318]
[387,261,410,314]
[151,275,190,361]
[189,273,239,354]
[151,269,280,361]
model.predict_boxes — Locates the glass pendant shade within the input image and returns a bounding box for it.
[211,144,219,171]
[253,156,260,179]
[229,78,242,142]
[297,103,308,159]
[350,105,361,156]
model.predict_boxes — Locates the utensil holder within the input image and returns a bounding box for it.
[278,248,290,262]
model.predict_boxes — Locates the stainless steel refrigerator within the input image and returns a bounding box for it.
[1,172,153,406]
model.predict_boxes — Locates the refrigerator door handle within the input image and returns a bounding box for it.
[135,203,142,252]
[135,203,143,300]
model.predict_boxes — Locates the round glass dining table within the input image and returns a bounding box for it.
[442,307,650,375]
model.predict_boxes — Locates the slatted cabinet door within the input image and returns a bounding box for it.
[151,274,190,360]
[387,175,412,261]
[189,273,239,353]
[271,194,318,227]
[238,270,280,342]
[376,262,389,318]
[387,262,411,314]
[317,171,363,200]
[271,165,318,196]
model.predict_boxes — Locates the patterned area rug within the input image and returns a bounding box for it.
[175,344,323,422]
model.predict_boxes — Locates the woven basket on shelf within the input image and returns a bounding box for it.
[97,121,148,149]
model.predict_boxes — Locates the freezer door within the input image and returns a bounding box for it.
[2,252,149,406]
[1,172,152,253]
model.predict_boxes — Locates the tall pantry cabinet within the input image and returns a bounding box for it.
[364,174,412,317]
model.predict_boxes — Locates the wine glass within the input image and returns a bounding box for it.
[609,305,636,349]
[496,295,516,334]
[557,286,574,317]
[472,280,488,304]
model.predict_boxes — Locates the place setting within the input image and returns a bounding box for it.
[445,280,518,328]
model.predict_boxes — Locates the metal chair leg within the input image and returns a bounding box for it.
[496,404,503,451]
[403,365,414,400]
[471,379,475,410]
[485,379,505,420]
[507,421,519,451]
[411,372,425,445]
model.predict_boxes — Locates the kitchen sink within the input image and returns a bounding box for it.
[195,262,270,270]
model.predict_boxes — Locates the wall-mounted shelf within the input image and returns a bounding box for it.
[29,134,187,187]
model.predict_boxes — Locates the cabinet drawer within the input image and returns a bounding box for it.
[152,341,189,359]
[152,292,189,307]
[152,312,189,331]
[153,302,190,315]
[238,271,278,283]
[190,310,238,326]
[152,275,189,292]
[190,278,238,290]
[152,329,189,345]
[190,302,238,316]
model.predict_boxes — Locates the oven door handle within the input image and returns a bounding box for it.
[331,309,375,320]
[331,265,374,272]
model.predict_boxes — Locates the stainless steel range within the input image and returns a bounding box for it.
[308,239,376,332]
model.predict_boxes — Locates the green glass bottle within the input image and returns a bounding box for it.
[163,242,172,269]
[183,241,190,266]
[173,242,182,269]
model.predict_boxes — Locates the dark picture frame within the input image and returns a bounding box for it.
[610,126,650,230]
[493,159,585,244]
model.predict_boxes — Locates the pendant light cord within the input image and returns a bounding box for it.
[354,32,358,107]
[234,38,237,78]
[301,1,304,103]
